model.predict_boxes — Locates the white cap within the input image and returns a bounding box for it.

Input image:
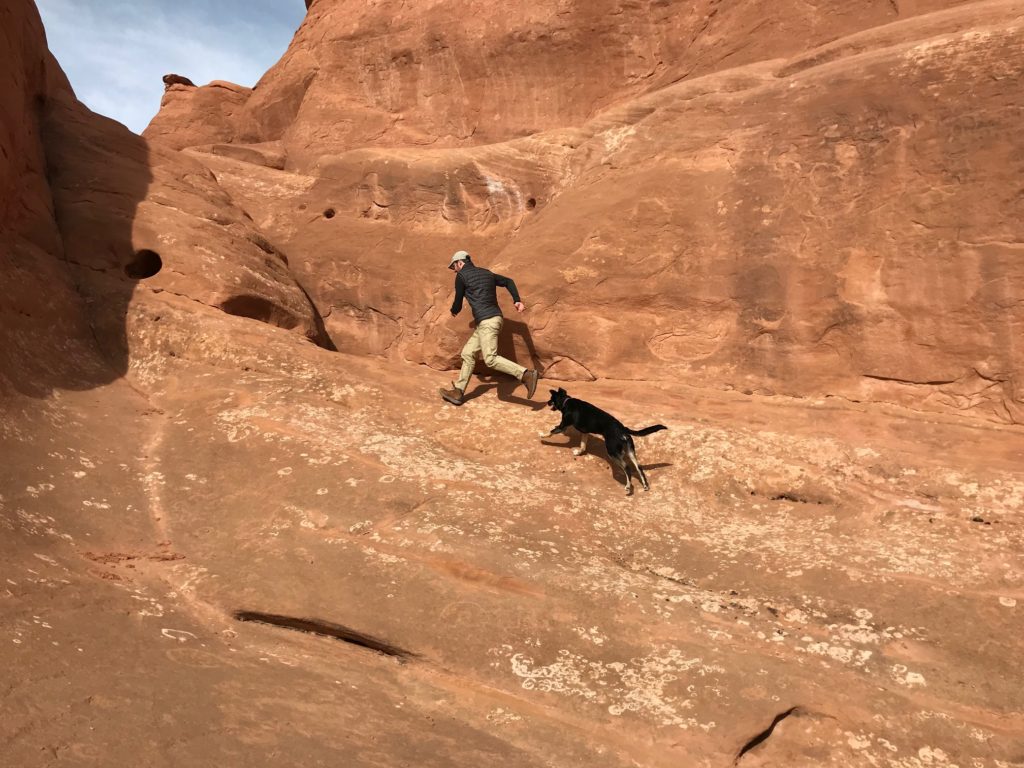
[448,250,470,269]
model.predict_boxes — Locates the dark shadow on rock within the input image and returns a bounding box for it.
[460,378,546,410]
[495,318,543,373]
[1,32,153,398]
[639,462,673,474]
[40,96,154,394]
[294,280,338,351]
[494,375,547,410]
[462,383,496,403]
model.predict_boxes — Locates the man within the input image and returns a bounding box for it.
[439,250,540,406]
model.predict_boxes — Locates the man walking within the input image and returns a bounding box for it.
[439,250,540,406]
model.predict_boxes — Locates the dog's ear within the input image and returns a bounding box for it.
[548,389,558,396]
[558,387,567,395]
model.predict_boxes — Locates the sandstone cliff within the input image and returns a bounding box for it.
[2,2,1023,766]
[143,0,1024,423]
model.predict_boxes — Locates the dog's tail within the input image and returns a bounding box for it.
[628,424,667,437]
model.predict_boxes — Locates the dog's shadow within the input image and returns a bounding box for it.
[540,430,673,485]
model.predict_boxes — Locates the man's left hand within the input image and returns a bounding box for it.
[514,301,526,313]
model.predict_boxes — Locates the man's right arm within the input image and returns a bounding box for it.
[493,273,522,304]
[450,273,465,316]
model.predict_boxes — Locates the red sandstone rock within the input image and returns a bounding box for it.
[145,0,1024,423]
[0,1,97,397]
[145,79,252,150]
[145,0,978,164]
[3,1,1024,766]
[161,73,196,89]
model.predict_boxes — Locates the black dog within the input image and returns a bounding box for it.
[542,388,666,494]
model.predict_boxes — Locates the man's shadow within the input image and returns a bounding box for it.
[463,378,546,410]
[462,317,546,410]
[539,429,673,486]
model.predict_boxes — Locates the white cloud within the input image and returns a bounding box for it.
[37,0,305,134]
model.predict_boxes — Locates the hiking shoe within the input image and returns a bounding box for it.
[439,386,464,406]
[522,369,539,399]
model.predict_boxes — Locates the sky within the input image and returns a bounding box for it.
[37,0,307,134]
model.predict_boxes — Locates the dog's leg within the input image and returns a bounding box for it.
[619,457,634,495]
[573,434,589,457]
[606,436,633,494]
[628,447,649,491]
[540,414,573,440]
[611,451,633,495]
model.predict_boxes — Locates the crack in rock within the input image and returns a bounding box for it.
[735,706,801,763]
[233,610,416,662]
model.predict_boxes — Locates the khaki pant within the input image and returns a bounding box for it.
[454,316,525,392]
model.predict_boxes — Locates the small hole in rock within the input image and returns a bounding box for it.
[323,208,336,219]
[526,197,537,209]
[124,249,162,279]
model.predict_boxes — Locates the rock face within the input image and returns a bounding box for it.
[1,1,82,396]
[147,0,974,159]
[1,6,328,400]
[3,1,1024,767]
[142,0,1024,424]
